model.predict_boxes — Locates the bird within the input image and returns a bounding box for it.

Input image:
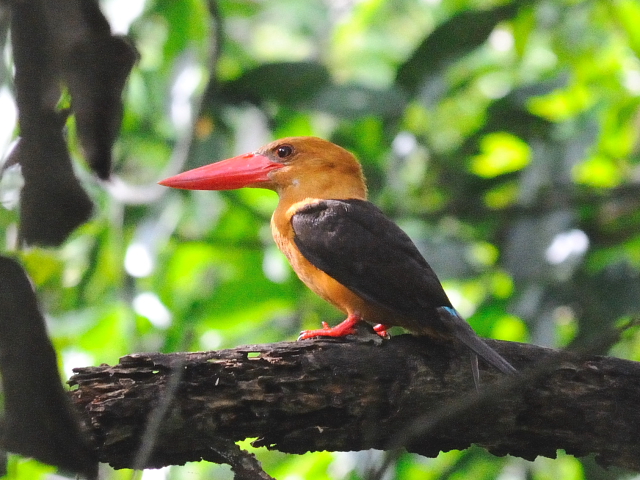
[159,136,517,383]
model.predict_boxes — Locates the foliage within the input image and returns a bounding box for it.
[1,0,640,478]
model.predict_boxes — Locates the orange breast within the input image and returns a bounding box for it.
[271,201,392,325]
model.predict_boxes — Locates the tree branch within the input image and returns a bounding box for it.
[69,333,640,473]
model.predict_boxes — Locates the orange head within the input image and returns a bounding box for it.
[159,137,367,202]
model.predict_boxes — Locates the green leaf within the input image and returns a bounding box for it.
[396,4,520,96]
[470,132,531,178]
[219,61,331,106]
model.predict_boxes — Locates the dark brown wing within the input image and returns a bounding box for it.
[291,199,452,319]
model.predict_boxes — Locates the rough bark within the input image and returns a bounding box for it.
[69,333,640,473]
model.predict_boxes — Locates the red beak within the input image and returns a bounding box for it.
[158,152,284,190]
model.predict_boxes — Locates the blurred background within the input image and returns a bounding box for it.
[1,0,640,478]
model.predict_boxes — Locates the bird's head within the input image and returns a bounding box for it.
[159,136,367,201]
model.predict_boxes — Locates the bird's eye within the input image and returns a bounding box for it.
[276,145,293,159]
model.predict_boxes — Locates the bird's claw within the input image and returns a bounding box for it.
[373,324,390,339]
[298,318,392,341]
[298,315,361,340]
[298,323,358,340]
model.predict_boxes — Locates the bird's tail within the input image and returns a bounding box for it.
[437,307,517,376]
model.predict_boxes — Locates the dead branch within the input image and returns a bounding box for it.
[69,333,640,473]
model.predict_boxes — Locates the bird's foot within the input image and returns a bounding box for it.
[373,324,390,339]
[298,313,361,340]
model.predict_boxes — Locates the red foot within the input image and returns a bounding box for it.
[298,313,361,340]
[373,324,390,339]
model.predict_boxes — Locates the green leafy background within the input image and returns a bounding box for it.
[1,0,640,478]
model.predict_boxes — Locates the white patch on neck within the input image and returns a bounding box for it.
[292,178,300,187]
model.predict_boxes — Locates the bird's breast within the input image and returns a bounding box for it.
[271,204,385,322]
